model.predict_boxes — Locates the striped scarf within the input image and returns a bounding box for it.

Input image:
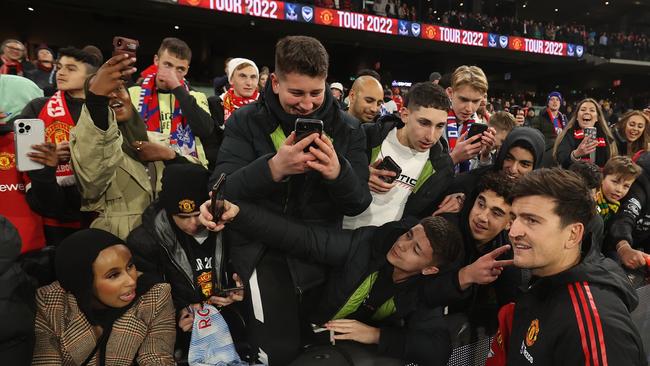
[136,69,199,158]
[595,189,620,223]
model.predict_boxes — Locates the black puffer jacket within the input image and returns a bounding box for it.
[229,202,456,365]
[127,203,232,311]
[362,114,454,218]
[211,81,371,290]
[0,216,36,366]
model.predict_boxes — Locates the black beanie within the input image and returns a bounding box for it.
[159,163,210,215]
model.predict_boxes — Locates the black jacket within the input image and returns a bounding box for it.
[449,127,546,196]
[507,251,645,365]
[555,125,615,168]
[362,114,454,218]
[441,201,524,329]
[212,80,371,289]
[0,216,36,366]
[607,153,650,252]
[127,203,230,311]
[230,202,453,365]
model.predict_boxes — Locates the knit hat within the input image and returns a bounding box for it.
[429,72,442,82]
[547,91,563,105]
[330,82,344,92]
[159,164,210,215]
[227,58,259,84]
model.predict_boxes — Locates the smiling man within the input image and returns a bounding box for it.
[208,35,371,364]
[344,82,454,228]
[347,75,384,123]
[487,168,646,365]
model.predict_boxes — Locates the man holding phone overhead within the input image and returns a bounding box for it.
[343,82,454,229]
[209,35,371,364]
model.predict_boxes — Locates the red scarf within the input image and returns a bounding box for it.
[38,90,76,187]
[0,55,24,76]
[136,66,199,158]
[221,87,259,122]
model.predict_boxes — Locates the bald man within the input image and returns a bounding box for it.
[347,75,384,123]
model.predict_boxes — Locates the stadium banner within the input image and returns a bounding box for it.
[177,0,582,58]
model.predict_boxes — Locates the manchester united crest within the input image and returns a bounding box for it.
[178,199,196,214]
[45,121,72,144]
[320,10,334,25]
[526,319,539,347]
[0,152,15,170]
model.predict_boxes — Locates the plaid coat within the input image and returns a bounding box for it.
[33,282,176,366]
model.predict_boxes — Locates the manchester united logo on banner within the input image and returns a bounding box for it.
[320,10,334,25]
[0,152,15,170]
[424,25,437,40]
[45,121,72,144]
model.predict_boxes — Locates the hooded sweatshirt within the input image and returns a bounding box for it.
[0,216,36,366]
[450,127,546,196]
[505,248,645,365]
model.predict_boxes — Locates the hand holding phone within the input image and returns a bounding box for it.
[467,123,489,142]
[295,118,323,152]
[14,119,45,172]
[211,173,226,223]
[376,156,402,183]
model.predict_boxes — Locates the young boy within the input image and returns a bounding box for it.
[469,111,515,170]
[597,156,641,224]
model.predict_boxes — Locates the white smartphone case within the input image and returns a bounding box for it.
[14,119,46,172]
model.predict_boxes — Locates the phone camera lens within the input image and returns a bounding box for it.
[18,122,24,128]
[25,125,31,131]
[18,129,25,134]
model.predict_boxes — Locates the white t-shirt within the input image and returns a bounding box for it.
[343,128,429,229]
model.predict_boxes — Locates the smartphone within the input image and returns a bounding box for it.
[295,118,323,152]
[510,105,521,116]
[210,173,226,223]
[584,127,597,140]
[14,119,45,172]
[467,123,488,141]
[376,156,402,183]
[112,36,139,58]
[216,286,245,298]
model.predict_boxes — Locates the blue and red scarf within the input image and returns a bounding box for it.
[548,109,567,136]
[446,109,475,151]
[136,66,198,158]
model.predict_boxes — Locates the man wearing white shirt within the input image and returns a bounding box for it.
[344,82,454,229]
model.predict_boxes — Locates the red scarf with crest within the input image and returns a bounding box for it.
[37,90,76,186]
[221,87,259,122]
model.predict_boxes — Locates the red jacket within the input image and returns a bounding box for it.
[0,132,45,253]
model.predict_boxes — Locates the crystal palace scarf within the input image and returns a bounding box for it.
[136,68,198,158]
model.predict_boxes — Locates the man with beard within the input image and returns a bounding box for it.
[347,75,384,123]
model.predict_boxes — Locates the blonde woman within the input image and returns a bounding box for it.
[553,98,618,168]
[613,110,650,157]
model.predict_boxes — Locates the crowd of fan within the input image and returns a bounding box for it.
[1,34,650,366]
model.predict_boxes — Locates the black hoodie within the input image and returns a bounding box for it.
[507,249,645,365]
[210,80,371,290]
[450,127,546,196]
[607,152,650,252]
